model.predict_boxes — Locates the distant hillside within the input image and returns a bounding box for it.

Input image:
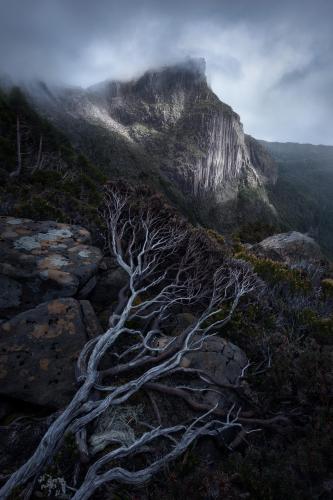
[262,140,333,258]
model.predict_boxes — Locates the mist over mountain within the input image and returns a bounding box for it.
[0,3,333,499]
[27,58,278,235]
[263,141,333,257]
[1,0,333,144]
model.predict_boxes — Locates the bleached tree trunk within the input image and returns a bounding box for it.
[0,186,265,500]
[32,135,43,173]
[16,115,21,175]
[10,114,22,177]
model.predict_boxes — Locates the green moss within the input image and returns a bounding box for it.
[321,278,333,297]
[15,196,65,221]
[30,170,63,185]
[0,85,106,231]
[237,221,280,244]
[311,316,333,345]
[235,250,311,291]
[206,228,225,247]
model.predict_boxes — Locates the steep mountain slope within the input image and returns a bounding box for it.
[0,86,106,232]
[30,59,277,232]
[262,141,333,257]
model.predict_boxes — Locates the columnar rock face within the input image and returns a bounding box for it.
[83,58,258,199]
[31,58,277,226]
[245,134,278,185]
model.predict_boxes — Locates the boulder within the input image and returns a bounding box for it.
[184,336,247,385]
[156,333,248,408]
[251,231,326,267]
[0,298,102,408]
[162,313,248,405]
[90,266,128,309]
[0,217,103,317]
[182,336,248,407]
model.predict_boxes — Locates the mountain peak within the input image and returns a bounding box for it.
[167,57,206,76]
[144,57,206,77]
[134,57,207,93]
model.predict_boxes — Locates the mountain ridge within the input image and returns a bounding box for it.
[28,58,278,233]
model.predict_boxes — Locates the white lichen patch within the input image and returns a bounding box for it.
[38,254,70,269]
[14,236,41,251]
[39,270,49,280]
[50,243,68,250]
[48,255,70,268]
[39,228,73,241]
[14,228,73,251]
[78,249,91,258]
[6,218,24,225]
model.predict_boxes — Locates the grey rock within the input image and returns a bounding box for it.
[78,275,97,299]
[157,334,248,408]
[245,134,278,185]
[90,267,128,307]
[0,298,101,408]
[0,276,22,309]
[251,231,326,267]
[184,336,247,386]
[80,299,103,339]
[0,217,103,317]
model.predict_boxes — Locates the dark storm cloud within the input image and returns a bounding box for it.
[0,0,332,144]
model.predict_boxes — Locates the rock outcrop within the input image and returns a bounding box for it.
[0,298,102,408]
[0,217,103,318]
[245,134,278,184]
[30,58,277,231]
[157,316,248,409]
[251,231,326,267]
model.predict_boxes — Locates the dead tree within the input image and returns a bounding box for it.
[10,114,22,177]
[32,135,43,173]
[0,187,261,499]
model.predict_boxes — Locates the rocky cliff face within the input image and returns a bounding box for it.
[30,58,277,230]
[245,134,278,185]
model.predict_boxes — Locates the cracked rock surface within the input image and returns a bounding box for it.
[0,298,102,408]
[251,231,326,266]
[0,217,103,318]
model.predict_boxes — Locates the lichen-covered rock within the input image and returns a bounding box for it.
[157,333,248,408]
[184,336,247,385]
[0,298,102,408]
[0,217,103,317]
[182,336,248,406]
[251,231,326,267]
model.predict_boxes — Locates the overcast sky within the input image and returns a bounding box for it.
[0,0,332,144]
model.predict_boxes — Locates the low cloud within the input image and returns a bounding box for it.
[0,0,332,144]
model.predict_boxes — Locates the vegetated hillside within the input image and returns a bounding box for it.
[0,86,107,233]
[30,59,278,234]
[1,182,333,500]
[262,141,333,258]
[0,84,333,500]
